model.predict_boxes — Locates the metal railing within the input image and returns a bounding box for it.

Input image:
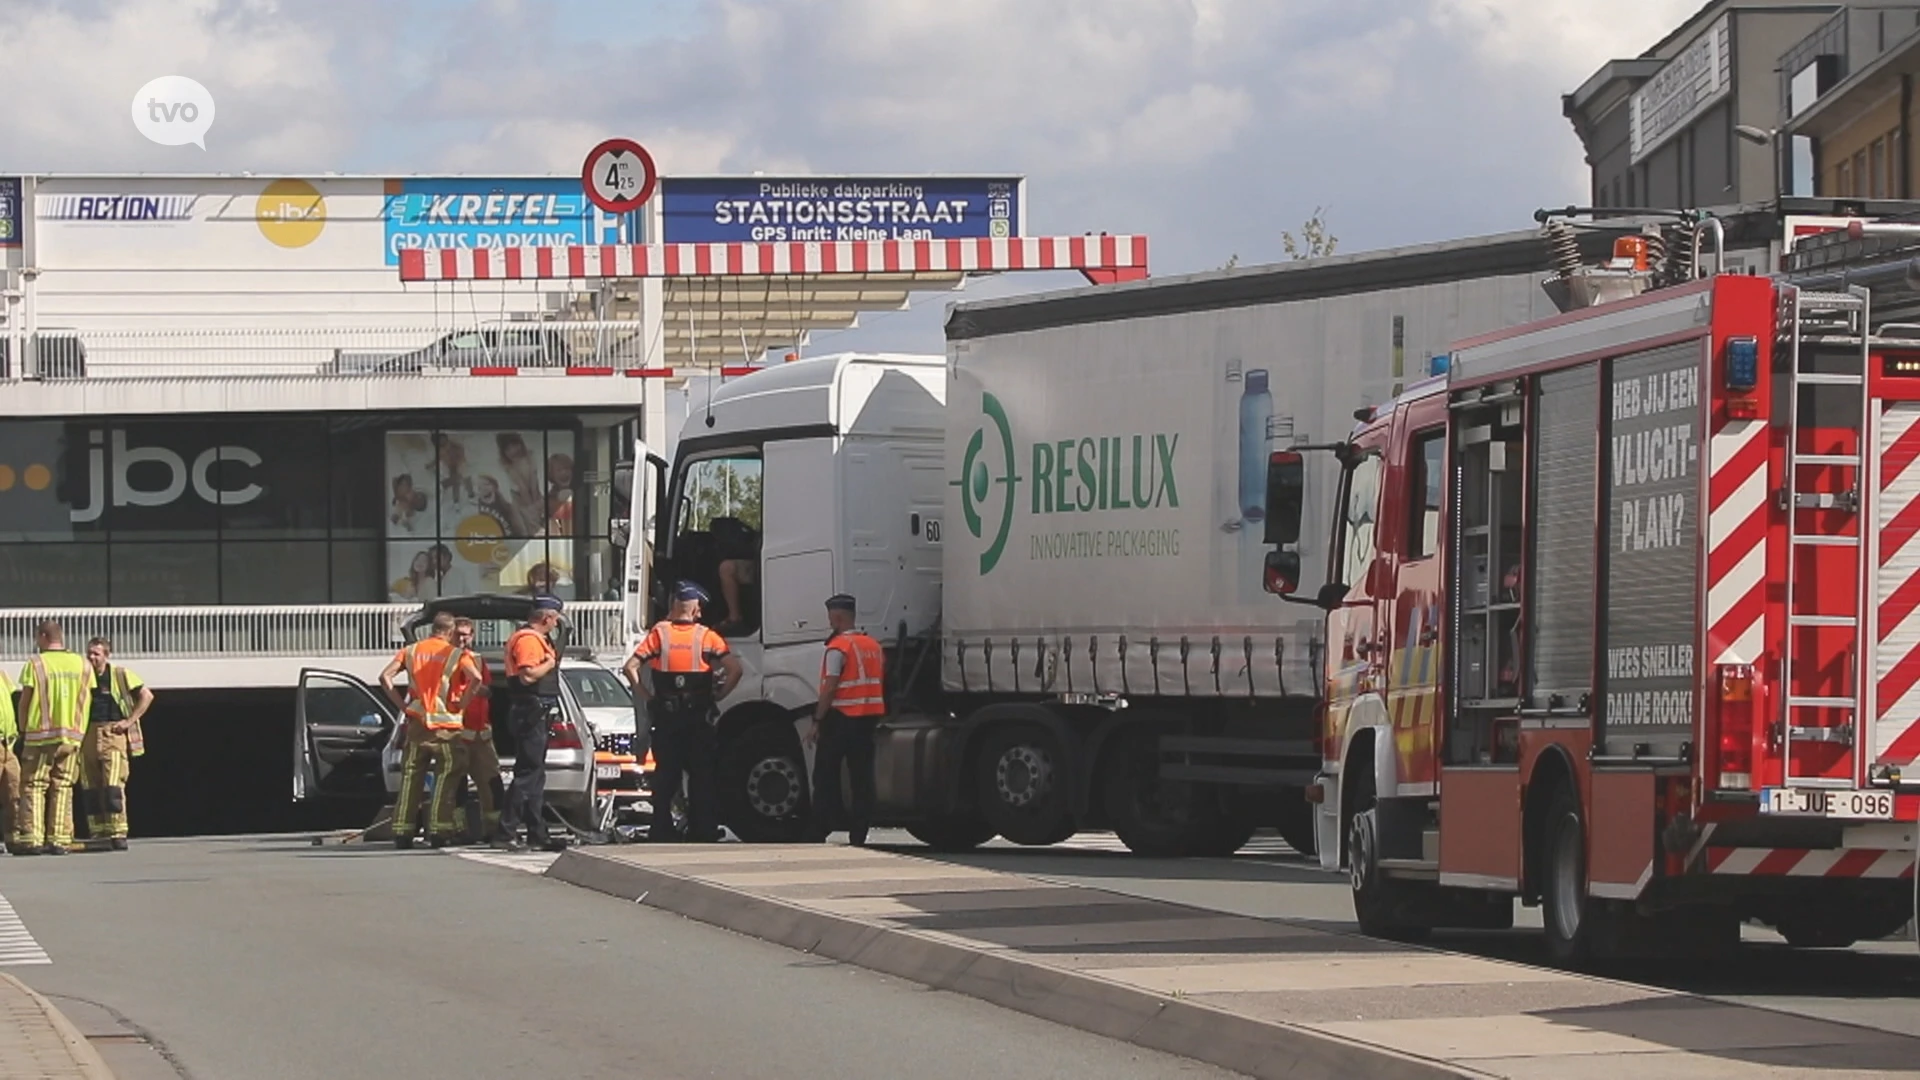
[0,602,628,659]
[0,321,658,380]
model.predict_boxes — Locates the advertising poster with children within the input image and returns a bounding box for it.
[383,429,575,601]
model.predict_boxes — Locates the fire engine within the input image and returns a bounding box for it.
[1263,212,1920,961]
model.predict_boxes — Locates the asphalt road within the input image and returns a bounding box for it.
[0,837,1240,1080]
[873,828,1920,1039]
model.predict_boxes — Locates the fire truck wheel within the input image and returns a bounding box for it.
[978,725,1074,846]
[905,815,997,852]
[1777,900,1908,949]
[1541,783,1600,964]
[1104,728,1214,857]
[1349,807,1430,942]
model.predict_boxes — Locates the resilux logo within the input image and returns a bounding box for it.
[953,392,1022,574]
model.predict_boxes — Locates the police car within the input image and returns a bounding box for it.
[292,594,645,839]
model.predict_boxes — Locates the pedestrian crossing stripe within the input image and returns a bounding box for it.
[0,894,50,966]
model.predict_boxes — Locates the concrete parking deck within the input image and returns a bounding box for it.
[548,845,1920,1080]
[0,973,116,1080]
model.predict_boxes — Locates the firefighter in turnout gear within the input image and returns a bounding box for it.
[379,611,484,849]
[447,617,506,843]
[806,595,886,846]
[624,582,741,843]
[0,669,18,852]
[499,596,566,852]
[80,637,153,851]
[12,620,93,856]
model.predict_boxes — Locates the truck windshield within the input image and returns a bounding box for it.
[1338,454,1382,590]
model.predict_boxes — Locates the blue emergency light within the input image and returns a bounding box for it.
[1724,336,1759,393]
[1428,354,1452,377]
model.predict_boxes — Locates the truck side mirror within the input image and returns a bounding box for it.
[1262,451,1305,546]
[1264,550,1301,595]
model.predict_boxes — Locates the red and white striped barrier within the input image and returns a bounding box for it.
[398,235,1149,284]
[1705,846,1916,877]
[449,364,763,378]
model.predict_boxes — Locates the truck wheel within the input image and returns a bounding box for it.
[1349,806,1428,942]
[977,725,1073,846]
[906,815,997,852]
[1540,783,1602,965]
[718,722,810,843]
[1778,901,1908,949]
[1103,729,1211,857]
[1195,817,1257,857]
[1274,793,1319,858]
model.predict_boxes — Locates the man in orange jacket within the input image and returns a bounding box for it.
[379,611,484,849]
[806,595,885,846]
[446,617,506,844]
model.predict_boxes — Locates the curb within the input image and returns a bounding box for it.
[1,974,117,1080]
[547,849,1493,1080]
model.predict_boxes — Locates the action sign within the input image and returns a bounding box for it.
[581,138,658,215]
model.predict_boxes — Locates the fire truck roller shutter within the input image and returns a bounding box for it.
[1531,364,1600,709]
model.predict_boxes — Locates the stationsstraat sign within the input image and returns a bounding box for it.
[662,176,1023,243]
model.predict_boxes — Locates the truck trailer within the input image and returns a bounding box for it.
[1261,215,1920,960]
[628,227,1617,852]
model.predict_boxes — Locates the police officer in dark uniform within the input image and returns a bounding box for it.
[624,583,741,842]
[499,595,566,852]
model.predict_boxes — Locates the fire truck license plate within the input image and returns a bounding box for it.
[595,764,621,781]
[1760,787,1895,819]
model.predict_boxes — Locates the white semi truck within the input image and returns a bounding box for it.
[619,224,1601,852]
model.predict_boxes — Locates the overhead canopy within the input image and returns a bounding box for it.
[397,236,1149,365]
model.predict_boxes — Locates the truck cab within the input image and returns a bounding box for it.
[634,353,945,841]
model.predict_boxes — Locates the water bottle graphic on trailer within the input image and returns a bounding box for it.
[1239,368,1273,523]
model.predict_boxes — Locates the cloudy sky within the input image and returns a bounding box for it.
[7,0,1705,352]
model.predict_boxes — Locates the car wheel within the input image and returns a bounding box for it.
[719,721,811,843]
[976,724,1074,846]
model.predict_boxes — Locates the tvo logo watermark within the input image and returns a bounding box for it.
[131,76,216,149]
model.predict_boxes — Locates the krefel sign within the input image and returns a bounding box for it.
[1630,14,1731,164]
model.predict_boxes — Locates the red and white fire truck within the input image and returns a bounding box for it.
[1265,216,1920,961]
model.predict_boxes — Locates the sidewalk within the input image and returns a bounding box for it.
[0,973,116,1080]
[548,845,1920,1080]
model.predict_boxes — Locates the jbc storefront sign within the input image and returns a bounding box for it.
[69,428,262,523]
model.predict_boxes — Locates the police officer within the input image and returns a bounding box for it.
[805,595,886,847]
[80,637,153,852]
[624,582,740,843]
[380,612,483,849]
[13,620,92,856]
[499,596,566,853]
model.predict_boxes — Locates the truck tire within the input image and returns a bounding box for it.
[1540,782,1602,965]
[1778,901,1910,949]
[718,721,810,843]
[1103,729,1212,857]
[906,815,997,852]
[1349,806,1429,942]
[1195,817,1257,857]
[1274,793,1319,858]
[977,725,1073,846]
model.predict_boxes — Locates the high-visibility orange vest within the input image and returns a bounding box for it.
[643,621,726,673]
[824,632,886,717]
[453,655,491,732]
[402,638,470,730]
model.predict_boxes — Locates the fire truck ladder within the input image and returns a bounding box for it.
[1779,285,1871,787]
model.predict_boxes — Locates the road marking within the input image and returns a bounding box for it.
[0,894,50,966]
[448,849,559,875]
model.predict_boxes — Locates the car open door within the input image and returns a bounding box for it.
[293,667,398,801]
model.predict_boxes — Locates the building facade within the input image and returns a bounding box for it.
[1785,8,1920,196]
[1564,2,1920,211]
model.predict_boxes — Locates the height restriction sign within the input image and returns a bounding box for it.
[581,138,658,215]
